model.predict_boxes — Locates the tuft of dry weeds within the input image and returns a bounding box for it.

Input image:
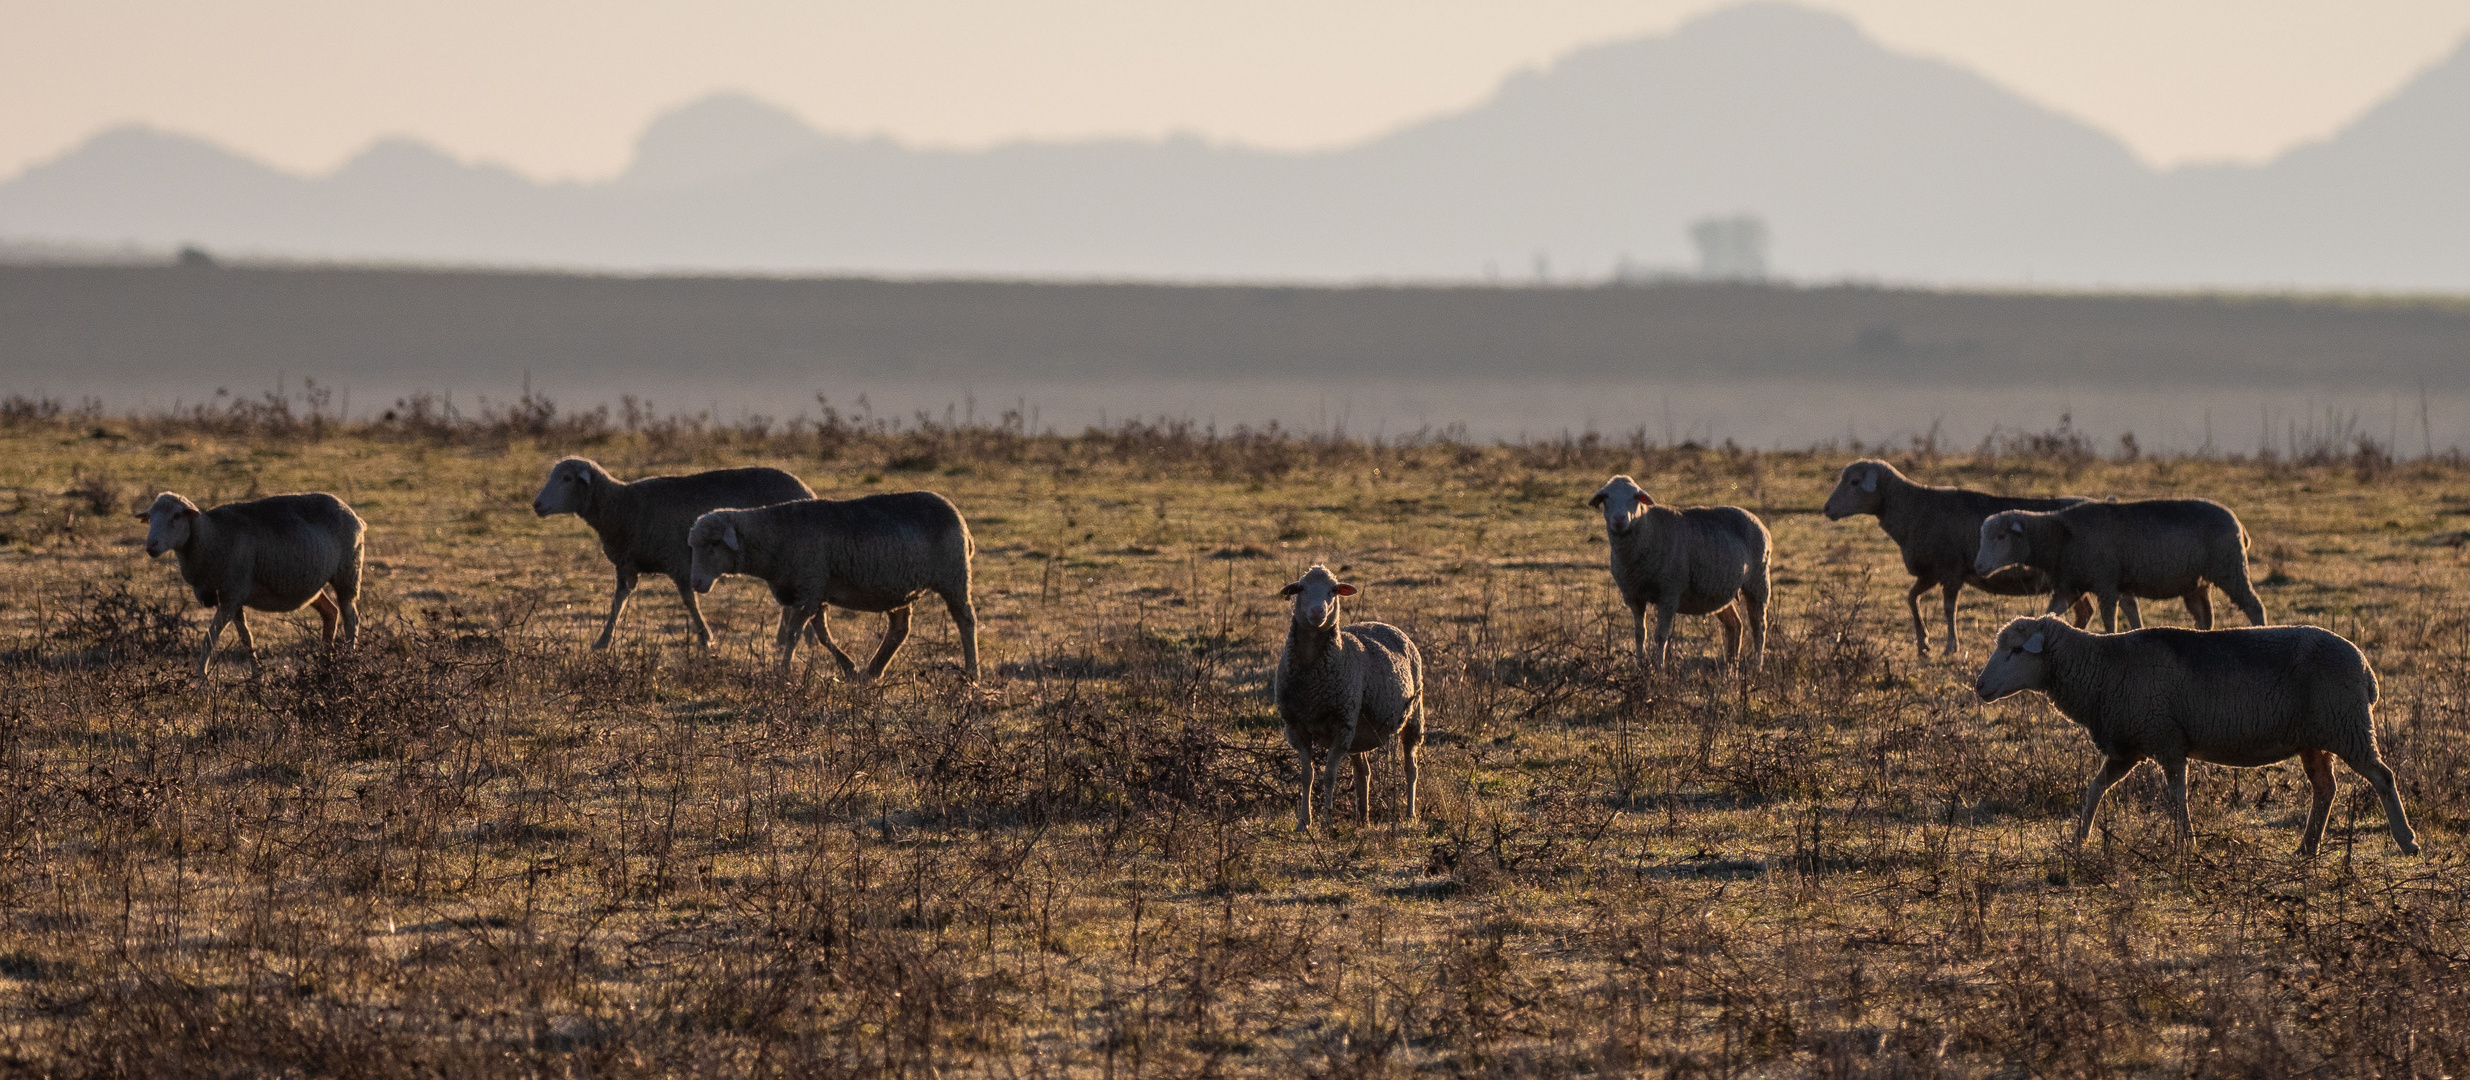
[1,404,2467,1076]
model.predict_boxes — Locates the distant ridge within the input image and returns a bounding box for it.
[5,3,2469,288]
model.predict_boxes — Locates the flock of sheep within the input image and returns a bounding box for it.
[125,455,2419,857]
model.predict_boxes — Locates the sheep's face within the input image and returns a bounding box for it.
[1973,617,2058,702]
[1278,565,1356,630]
[532,458,595,517]
[1589,475,1654,536]
[137,492,198,558]
[1823,460,1890,520]
[684,513,741,594]
[1974,512,2034,575]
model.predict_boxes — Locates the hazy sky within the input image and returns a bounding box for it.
[7,1,2469,181]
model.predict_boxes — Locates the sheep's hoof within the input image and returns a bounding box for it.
[590,639,612,651]
[2399,839,2422,856]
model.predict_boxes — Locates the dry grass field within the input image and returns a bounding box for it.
[1,397,2466,1077]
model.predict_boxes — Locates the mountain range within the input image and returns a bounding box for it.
[5,3,2468,289]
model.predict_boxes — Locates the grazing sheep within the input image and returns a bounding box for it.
[1273,565,1423,833]
[684,492,978,681]
[1974,615,2418,857]
[136,491,364,676]
[1976,499,2266,633]
[1821,458,2106,656]
[1591,475,1770,670]
[532,457,813,649]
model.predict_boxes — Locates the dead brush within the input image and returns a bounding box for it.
[5,414,2470,1077]
[54,577,192,665]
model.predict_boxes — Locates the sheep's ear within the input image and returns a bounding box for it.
[2008,519,2024,534]
[2023,632,2045,654]
[1278,582,1302,597]
[721,523,740,552]
[1639,493,1655,506]
[131,508,151,520]
[1860,471,1878,493]
[1333,583,1357,596]
[1587,491,1607,507]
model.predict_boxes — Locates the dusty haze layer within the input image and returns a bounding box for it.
[3,264,2463,453]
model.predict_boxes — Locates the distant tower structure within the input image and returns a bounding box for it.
[1690,215,1768,280]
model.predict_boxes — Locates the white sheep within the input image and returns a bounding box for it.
[1976,498,2266,633]
[1821,458,2101,656]
[1273,565,1424,833]
[1591,475,1770,670]
[136,491,364,676]
[1974,615,2418,857]
[685,492,979,680]
[532,457,814,649]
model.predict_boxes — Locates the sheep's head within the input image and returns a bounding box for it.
[684,511,743,594]
[1278,564,1356,630]
[533,457,599,517]
[1973,616,2061,702]
[1974,511,2039,576]
[1589,475,1655,535]
[137,492,199,558]
[1823,459,1893,520]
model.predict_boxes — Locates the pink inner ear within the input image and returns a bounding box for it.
[1639,494,1655,506]
[1333,584,1357,596]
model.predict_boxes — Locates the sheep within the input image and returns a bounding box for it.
[1273,565,1424,833]
[532,457,814,649]
[1821,458,2112,657]
[1973,615,2418,857]
[1975,498,2266,633]
[684,492,978,681]
[136,491,364,677]
[1591,475,1770,670]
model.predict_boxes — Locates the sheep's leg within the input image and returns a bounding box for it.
[772,603,818,672]
[808,609,862,678]
[1399,693,1425,824]
[329,559,361,647]
[1715,603,1744,665]
[1904,578,1935,657]
[2073,755,2137,849]
[593,571,638,650]
[2182,587,2215,630]
[2339,751,2421,856]
[2065,594,2095,629]
[2161,756,2192,855]
[2117,594,2143,630]
[1650,601,1680,670]
[940,589,980,681]
[1742,581,1769,669]
[2298,749,2337,857]
[311,591,341,646]
[2094,590,2123,632]
[1293,744,1316,833]
[1350,753,1372,825]
[673,576,715,648]
[1938,581,1964,658]
[1627,602,1649,668]
[2045,590,2081,620]
[860,605,913,681]
[231,608,258,668]
[197,604,239,677]
[2214,569,2268,626]
[1401,739,1421,824]
[1317,725,1356,833]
